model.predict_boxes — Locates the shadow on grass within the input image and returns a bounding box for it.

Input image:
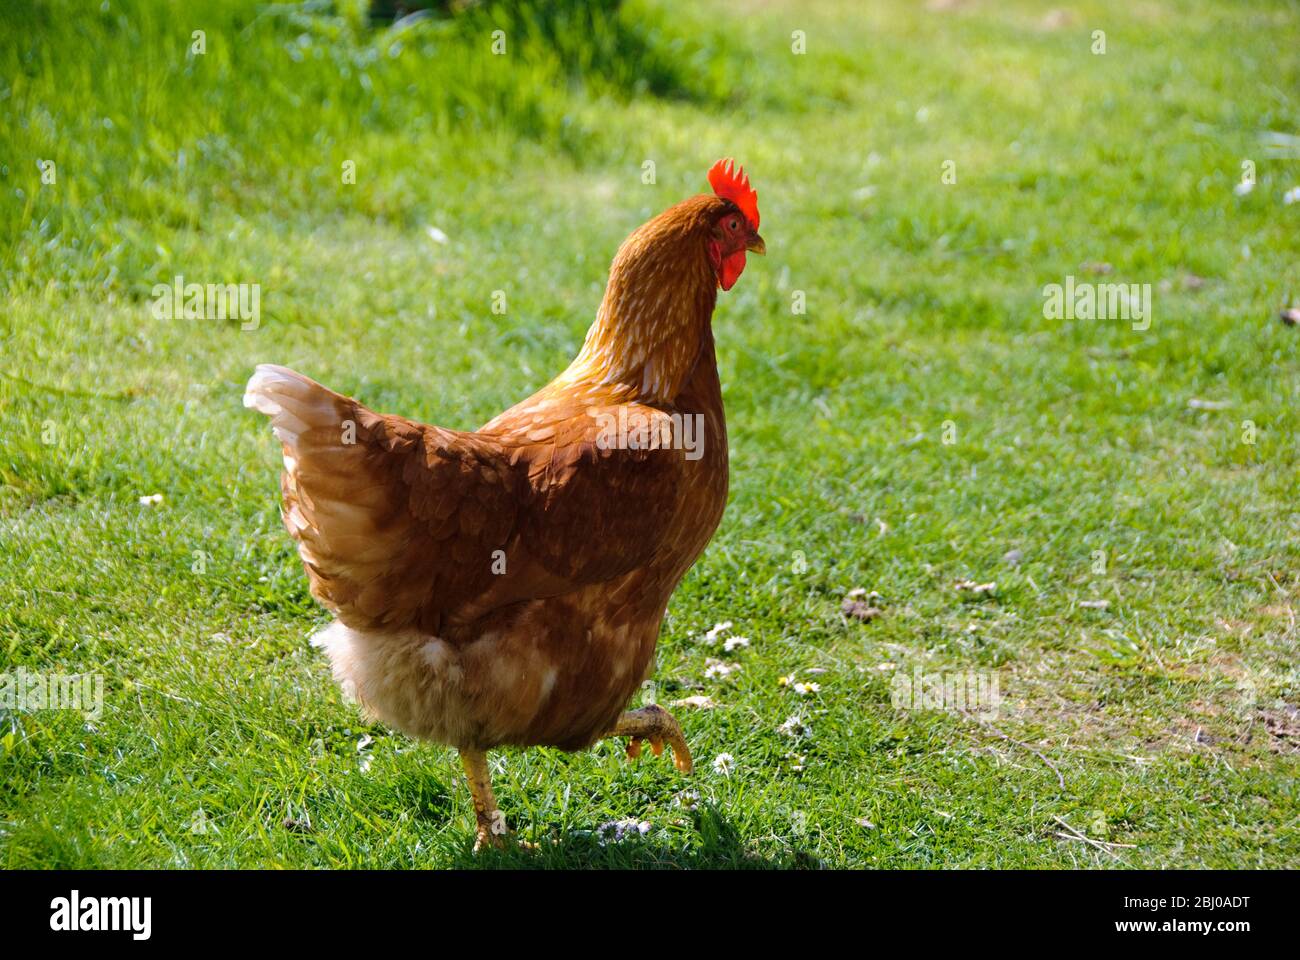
[387,770,457,823]
[447,804,820,870]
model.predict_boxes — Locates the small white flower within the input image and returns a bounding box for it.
[791,681,821,696]
[426,225,449,244]
[1284,186,1300,205]
[673,789,700,811]
[138,493,164,506]
[712,752,735,775]
[777,714,811,738]
[595,819,651,844]
[1233,180,1254,196]
[669,695,716,710]
[704,658,740,680]
[701,621,733,643]
[722,636,750,653]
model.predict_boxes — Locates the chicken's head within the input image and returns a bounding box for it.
[706,158,765,291]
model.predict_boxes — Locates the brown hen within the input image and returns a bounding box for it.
[244,159,764,850]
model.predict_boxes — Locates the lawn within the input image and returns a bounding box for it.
[1,0,1298,868]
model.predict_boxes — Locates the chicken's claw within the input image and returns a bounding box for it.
[473,822,538,855]
[609,704,693,774]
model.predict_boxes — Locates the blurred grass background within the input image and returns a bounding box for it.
[1,0,1298,867]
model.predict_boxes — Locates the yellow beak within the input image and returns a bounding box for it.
[747,232,766,255]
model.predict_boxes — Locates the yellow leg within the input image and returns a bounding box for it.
[460,749,510,852]
[608,704,693,773]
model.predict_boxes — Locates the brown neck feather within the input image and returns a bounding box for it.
[558,195,722,404]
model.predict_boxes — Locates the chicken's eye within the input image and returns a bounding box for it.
[727,218,739,231]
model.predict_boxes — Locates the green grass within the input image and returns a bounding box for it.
[2,0,1299,868]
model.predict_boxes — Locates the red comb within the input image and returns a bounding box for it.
[707,158,760,229]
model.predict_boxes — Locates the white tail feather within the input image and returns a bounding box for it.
[243,364,339,447]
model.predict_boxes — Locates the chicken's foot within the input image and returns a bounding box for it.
[608,704,693,773]
[459,749,514,852]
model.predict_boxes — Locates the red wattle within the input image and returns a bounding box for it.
[718,250,746,291]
